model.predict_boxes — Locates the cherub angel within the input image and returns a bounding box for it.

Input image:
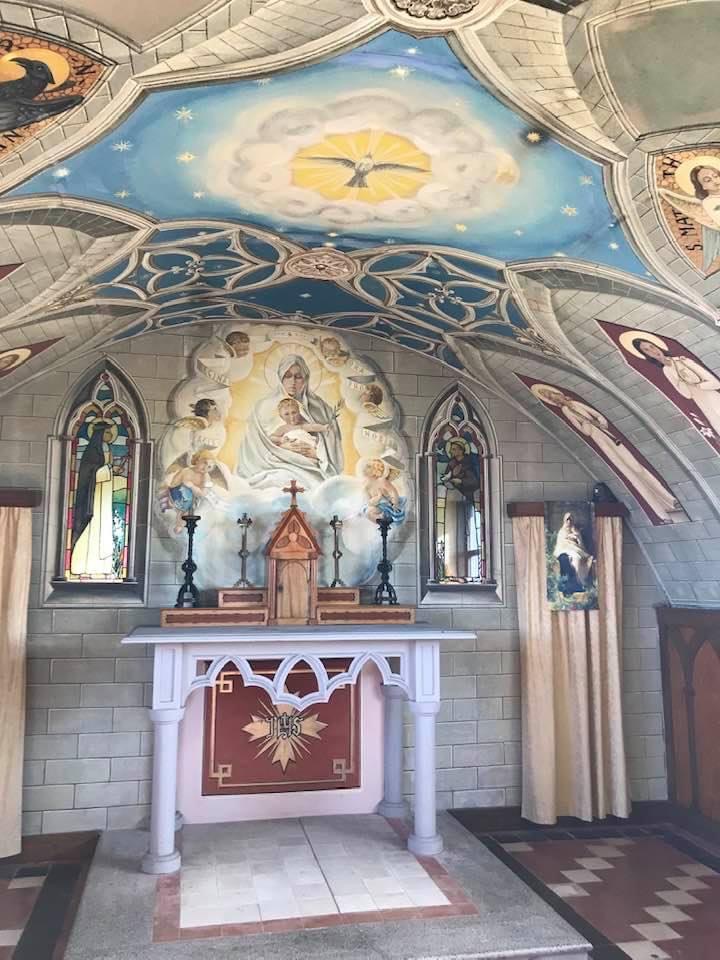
[163,397,226,469]
[659,163,720,272]
[160,449,230,532]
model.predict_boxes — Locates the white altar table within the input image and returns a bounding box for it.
[123,623,475,874]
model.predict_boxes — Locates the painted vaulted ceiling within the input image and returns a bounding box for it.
[2,0,720,603]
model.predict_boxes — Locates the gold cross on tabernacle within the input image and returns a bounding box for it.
[283,479,305,507]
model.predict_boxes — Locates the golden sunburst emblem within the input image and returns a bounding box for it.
[292,128,431,204]
[243,702,328,771]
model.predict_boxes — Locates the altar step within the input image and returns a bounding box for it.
[160,603,415,627]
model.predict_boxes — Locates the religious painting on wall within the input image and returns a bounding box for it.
[545,501,597,612]
[427,393,488,583]
[203,659,360,796]
[517,374,684,525]
[655,148,720,276]
[0,30,105,158]
[157,323,409,589]
[64,373,135,581]
[598,320,720,456]
[0,337,61,379]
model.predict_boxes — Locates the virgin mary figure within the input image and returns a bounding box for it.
[236,355,344,489]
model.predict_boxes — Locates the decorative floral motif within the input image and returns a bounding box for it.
[391,0,480,18]
[285,249,358,281]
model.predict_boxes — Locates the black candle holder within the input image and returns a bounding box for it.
[374,516,398,605]
[175,513,201,609]
[234,513,253,588]
[329,515,345,588]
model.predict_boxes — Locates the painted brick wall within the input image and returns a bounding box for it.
[0,323,668,832]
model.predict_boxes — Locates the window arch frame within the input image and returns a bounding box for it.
[41,359,153,607]
[417,385,504,606]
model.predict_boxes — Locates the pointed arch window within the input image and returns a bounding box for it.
[418,389,503,604]
[42,362,152,605]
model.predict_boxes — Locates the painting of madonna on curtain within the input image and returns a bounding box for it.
[545,501,597,611]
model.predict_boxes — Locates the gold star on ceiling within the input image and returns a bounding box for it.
[389,65,412,79]
[175,106,194,122]
[526,131,543,143]
[561,205,578,216]
[455,223,468,232]
[177,152,196,164]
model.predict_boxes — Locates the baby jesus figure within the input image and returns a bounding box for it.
[364,459,405,523]
[270,397,329,462]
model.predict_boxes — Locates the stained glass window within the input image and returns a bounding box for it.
[63,373,135,581]
[427,394,488,584]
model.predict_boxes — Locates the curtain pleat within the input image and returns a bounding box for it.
[513,513,629,823]
[0,507,33,858]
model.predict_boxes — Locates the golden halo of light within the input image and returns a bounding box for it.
[619,330,668,358]
[0,49,71,90]
[264,342,323,393]
[445,437,470,458]
[674,154,720,196]
[292,128,431,205]
[0,346,31,372]
[87,418,119,443]
[531,383,568,407]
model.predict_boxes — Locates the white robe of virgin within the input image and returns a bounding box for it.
[70,457,115,575]
[236,356,343,489]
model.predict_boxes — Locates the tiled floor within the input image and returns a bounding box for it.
[480,825,720,960]
[154,815,477,941]
[0,832,97,960]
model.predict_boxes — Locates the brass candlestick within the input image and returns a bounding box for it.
[329,514,345,588]
[234,513,253,588]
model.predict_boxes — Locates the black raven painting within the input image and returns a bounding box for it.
[305,152,429,189]
[0,57,83,134]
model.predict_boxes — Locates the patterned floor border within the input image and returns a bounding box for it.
[476,824,720,960]
[152,819,478,942]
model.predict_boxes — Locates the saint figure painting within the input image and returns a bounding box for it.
[546,501,597,612]
[518,374,684,526]
[598,320,720,456]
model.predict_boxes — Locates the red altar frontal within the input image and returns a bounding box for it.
[202,658,361,796]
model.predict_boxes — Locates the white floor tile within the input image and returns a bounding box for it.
[407,888,449,907]
[677,862,717,878]
[561,869,601,884]
[8,875,45,889]
[666,875,709,891]
[222,904,262,924]
[299,898,338,917]
[258,899,301,921]
[643,905,692,923]
[574,857,613,870]
[655,889,701,906]
[548,883,589,898]
[616,942,670,960]
[0,931,22,947]
[336,893,377,913]
[371,892,414,910]
[363,877,404,896]
[586,844,626,858]
[631,922,682,942]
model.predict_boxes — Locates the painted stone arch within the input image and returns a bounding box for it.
[41,358,153,606]
[417,384,504,605]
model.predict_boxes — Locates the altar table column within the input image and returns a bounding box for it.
[377,684,408,819]
[407,700,442,856]
[142,707,184,875]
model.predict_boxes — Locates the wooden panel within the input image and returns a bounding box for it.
[218,588,267,608]
[316,605,415,625]
[693,641,720,821]
[668,641,692,808]
[0,488,42,507]
[160,607,268,627]
[316,587,360,605]
[202,659,361,795]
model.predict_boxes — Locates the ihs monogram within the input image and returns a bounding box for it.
[243,702,327,771]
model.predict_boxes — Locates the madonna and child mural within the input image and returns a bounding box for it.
[545,502,597,612]
[156,324,409,589]
[518,374,684,526]
[656,148,720,276]
[598,320,720,457]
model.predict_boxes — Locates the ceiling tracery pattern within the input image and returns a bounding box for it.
[0,0,720,602]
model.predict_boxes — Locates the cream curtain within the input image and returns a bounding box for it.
[513,513,630,823]
[0,507,33,858]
